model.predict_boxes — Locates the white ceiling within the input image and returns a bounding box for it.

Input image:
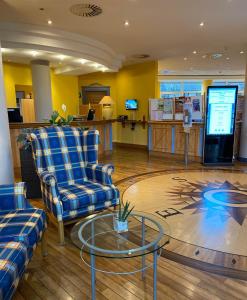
[0,0,247,75]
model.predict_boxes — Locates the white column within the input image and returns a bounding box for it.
[0,43,14,184]
[239,62,247,161]
[31,60,52,122]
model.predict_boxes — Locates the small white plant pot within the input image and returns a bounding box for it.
[114,218,128,233]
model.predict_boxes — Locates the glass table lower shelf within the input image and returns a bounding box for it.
[71,211,170,300]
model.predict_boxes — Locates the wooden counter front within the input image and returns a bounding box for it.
[148,121,204,158]
[10,120,114,169]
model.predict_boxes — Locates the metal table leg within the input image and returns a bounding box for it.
[141,216,146,280]
[91,253,96,300]
[91,220,96,300]
[153,248,158,300]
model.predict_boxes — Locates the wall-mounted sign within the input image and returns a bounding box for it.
[206,87,237,135]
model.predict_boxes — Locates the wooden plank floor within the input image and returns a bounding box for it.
[14,147,247,300]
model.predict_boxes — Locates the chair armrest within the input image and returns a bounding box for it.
[0,182,32,210]
[0,234,29,246]
[38,171,64,222]
[85,163,114,185]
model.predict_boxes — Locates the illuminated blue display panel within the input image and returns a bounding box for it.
[125,99,138,110]
[206,87,237,135]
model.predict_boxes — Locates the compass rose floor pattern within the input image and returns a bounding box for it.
[120,169,247,279]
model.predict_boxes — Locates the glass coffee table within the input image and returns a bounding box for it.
[71,211,170,300]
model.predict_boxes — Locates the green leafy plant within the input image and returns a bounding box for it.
[48,111,73,126]
[17,128,34,150]
[118,200,134,222]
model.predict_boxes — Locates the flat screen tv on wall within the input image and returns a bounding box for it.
[125,99,138,110]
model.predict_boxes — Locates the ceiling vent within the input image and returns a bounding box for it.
[211,53,223,60]
[70,3,102,17]
[132,54,150,59]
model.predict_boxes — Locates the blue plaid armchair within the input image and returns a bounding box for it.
[31,126,119,244]
[0,183,47,300]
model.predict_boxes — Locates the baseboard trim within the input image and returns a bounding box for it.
[113,142,148,150]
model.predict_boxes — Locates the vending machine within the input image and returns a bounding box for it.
[203,86,238,165]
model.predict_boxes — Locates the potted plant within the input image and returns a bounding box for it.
[17,128,42,199]
[114,200,134,233]
[48,110,74,126]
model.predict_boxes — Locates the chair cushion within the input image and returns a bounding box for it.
[58,181,119,211]
[0,209,46,251]
[0,242,28,300]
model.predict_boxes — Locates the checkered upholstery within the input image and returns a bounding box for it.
[0,209,46,256]
[31,126,119,222]
[0,184,47,299]
[0,242,28,300]
[0,183,31,211]
[59,181,119,211]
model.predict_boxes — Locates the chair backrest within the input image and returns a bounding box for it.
[31,126,99,186]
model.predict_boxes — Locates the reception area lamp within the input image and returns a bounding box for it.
[99,96,114,120]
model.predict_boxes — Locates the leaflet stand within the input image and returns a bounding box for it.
[183,99,193,167]
[184,127,190,167]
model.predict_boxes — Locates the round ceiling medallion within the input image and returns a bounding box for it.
[70,3,102,17]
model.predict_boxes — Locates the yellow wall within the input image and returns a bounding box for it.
[78,61,157,145]
[3,63,32,107]
[2,62,79,116]
[51,70,79,116]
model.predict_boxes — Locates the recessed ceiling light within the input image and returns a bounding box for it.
[57,54,65,60]
[48,20,52,25]
[202,55,207,59]
[226,57,230,60]
[193,51,197,54]
[94,63,100,68]
[79,59,88,64]
[200,22,204,27]
[124,20,129,27]
[240,51,245,54]
[184,57,188,61]
[30,51,38,57]
[101,67,108,72]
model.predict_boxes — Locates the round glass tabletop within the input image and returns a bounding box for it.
[71,211,170,258]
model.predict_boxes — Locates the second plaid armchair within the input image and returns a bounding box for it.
[31,126,119,244]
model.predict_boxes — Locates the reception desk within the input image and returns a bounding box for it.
[148,120,242,159]
[10,120,114,169]
[148,121,205,158]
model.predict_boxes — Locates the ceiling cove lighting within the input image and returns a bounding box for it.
[57,54,66,60]
[30,51,39,57]
[79,59,88,64]
[1,48,11,53]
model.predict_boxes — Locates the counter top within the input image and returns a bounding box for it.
[9,119,115,129]
[148,120,204,125]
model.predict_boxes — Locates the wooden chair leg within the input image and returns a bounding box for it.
[58,221,65,245]
[41,231,48,256]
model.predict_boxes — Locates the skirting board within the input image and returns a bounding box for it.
[113,142,148,150]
